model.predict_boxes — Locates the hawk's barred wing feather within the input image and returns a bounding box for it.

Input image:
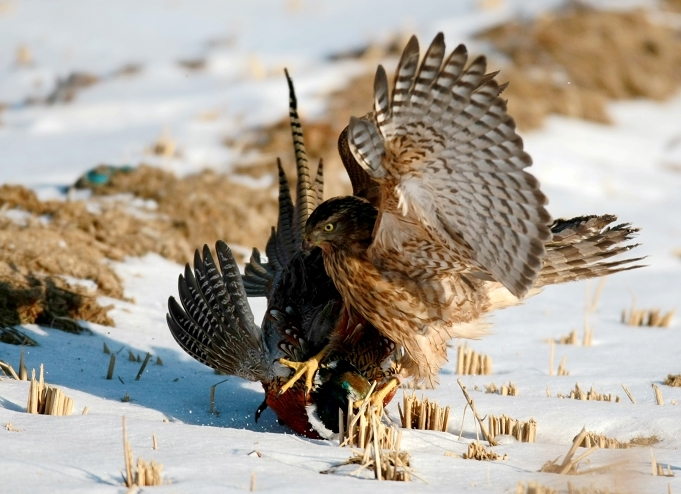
[536,215,645,286]
[347,33,552,298]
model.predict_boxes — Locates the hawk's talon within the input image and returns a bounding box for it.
[355,377,400,408]
[277,358,319,396]
[371,377,399,408]
[278,347,329,396]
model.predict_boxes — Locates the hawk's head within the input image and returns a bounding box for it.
[304,196,377,253]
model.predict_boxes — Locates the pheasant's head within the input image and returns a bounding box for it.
[304,196,377,253]
[306,360,372,438]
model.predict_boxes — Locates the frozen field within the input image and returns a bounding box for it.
[0,1,680,492]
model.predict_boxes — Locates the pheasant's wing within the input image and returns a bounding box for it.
[347,33,552,298]
[243,161,296,297]
[167,241,268,381]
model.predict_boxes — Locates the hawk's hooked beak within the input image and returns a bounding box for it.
[302,237,315,251]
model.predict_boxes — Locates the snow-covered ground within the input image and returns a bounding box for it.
[1,1,680,492]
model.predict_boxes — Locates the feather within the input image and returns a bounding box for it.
[285,68,316,235]
[346,33,552,297]
[168,246,268,382]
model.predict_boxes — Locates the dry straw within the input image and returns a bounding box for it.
[549,341,570,376]
[19,348,27,380]
[553,280,604,348]
[488,414,537,443]
[567,483,623,494]
[622,303,674,328]
[0,360,19,380]
[515,481,557,494]
[339,383,390,449]
[328,384,416,481]
[541,428,625,475]
[135,353,151,381]
[651,449,675,477]
[0,327,38,346]
[456,342,492,375]
[5,422,20,432]
[652,384,664,405]
[463,441,507,461]
[629,435,659,447]
[485,381,518,396]
[541,429,598,475]
[457,378,497,446]
[555,330,579,345]
[664,374,681,387]
[122,417,164,487]
[26,364,74,416]
[556,383,620,403]
[621,384,636,404]
[398,390,450,432]
[107,354,116,380]
[209,378,230,415]
[478,10,681,131]
[574,431,628,450]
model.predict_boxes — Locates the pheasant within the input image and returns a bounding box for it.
[166,72,398,439]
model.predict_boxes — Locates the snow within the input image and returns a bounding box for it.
[1,1,680,492]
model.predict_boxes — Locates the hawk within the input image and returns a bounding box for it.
[281,33,643,390]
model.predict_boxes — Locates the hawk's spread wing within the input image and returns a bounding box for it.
[347,33,552,298]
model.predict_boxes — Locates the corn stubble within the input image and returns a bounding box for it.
[488,414,537,443]
[541,428,625,476]
[398,391,450,432]
[456,342,492,375]
[122,417,164,487]
[556,383,620,403]
[26,364,73,416]
[327,387,414,481]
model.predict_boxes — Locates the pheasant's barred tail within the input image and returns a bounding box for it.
[243,72,324,297]
[285,68,316,234]
[167,242,268,382]
[536,215,645,287]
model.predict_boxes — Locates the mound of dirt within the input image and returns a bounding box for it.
[0,168,278,333]
[0,262,111,334]
[478,8,681,130]
[88,165,278,257]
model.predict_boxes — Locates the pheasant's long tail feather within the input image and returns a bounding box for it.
[285,68,316,234]
[167,241,268,381]
[536,214,644,287]
[242,71,323,297]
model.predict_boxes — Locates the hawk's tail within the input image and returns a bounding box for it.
[166,241,269,382]
[536,214,644,287]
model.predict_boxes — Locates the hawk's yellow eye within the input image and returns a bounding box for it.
[324,223,334,232]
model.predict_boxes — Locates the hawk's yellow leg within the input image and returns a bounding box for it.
[278,346,330,396]
[370,377,399,408]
